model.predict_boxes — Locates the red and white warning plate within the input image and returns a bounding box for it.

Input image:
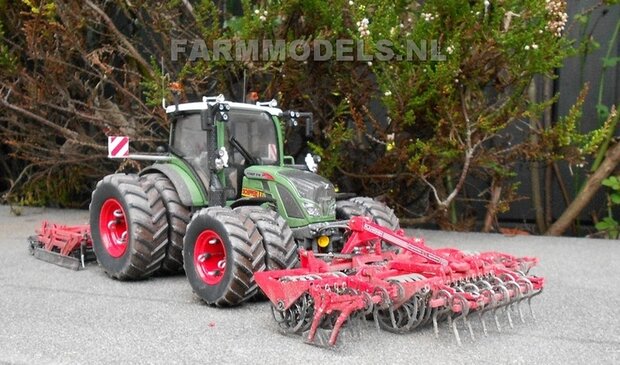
[107,136,129,158]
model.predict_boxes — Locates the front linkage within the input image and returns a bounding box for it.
[255,216,544,347]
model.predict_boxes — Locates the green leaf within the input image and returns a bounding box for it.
[574,14,589,25]
[602,176,620,189]
[596,104,610,120]
[596,217,618,231]
[596,221,611,230]
[602,57,620,68]
[611,193,620,205]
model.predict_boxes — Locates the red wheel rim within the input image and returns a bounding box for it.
[194,230,226,285]
[99,198,128,258]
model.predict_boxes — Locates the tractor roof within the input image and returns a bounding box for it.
[165,101,282,117]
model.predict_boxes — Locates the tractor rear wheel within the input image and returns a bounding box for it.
[336,196,400,230]
[89,174,168,280]
[141,173,190,274]
[183,207,266,306]
[234,206,298,270]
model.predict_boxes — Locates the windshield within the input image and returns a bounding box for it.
[224,110,279,165]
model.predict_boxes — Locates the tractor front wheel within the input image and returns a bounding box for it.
[234,206,298,270]
[336,196,400,230]
[183,207,266,306]
[89,174,168,280]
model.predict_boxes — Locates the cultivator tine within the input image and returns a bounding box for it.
[493,306,502,332]
[449,315,462,347]
[347,311,365,340]
[528,297,536,321]
[432,309,440,338]
[464,314,475,341]
[304,328,332,348]
[478,311,488,337]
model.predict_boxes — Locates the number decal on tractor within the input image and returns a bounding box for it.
[241,188,265,198]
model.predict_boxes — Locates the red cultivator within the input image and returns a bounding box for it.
[255,216,544,347]
[28,221,95,270]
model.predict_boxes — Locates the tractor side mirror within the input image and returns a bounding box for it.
[282,110,313,137]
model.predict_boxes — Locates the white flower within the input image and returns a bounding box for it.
[446,45,454,54]
[399,23,404,28]
[421,13,433,22]
[254,9,259,15]
[532,44,539,50]
[524,45,530,50]
[263,10,268,16]
[384,90,392,96]
[259,15,267,21]
[349,0,354,5]
[367,61,373,66]
[357,18,370,38]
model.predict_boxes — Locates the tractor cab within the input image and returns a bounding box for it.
[166,97,283,200]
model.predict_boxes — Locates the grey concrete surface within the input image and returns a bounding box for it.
[0,205,619,365]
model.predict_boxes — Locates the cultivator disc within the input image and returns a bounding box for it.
[255,217,544,347]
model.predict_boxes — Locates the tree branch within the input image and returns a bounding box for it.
[84,0,154,78]
[546,140,620,236]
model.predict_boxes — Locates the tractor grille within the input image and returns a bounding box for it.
[280,169,336,216]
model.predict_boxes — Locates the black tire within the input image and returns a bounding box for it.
[183,207,266,306]
[89,174,168,280]
[336,196,400,230]
[141,173,190,274]
[234,206,298,270]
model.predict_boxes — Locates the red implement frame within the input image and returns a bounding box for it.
[255,216,544,347]
[28,221,94,270]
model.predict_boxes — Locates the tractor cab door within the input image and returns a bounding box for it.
[170,113,211,186]
[221,110,280,198]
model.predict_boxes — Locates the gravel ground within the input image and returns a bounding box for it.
[0,205,619,365]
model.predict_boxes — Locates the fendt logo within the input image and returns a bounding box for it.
[107,136,129,158]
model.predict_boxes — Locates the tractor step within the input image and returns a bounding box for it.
[28,222,95,270]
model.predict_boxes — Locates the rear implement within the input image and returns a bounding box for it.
[28,221,95,270]
[255,216,544,347]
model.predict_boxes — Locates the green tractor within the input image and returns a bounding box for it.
[89,95,399,306]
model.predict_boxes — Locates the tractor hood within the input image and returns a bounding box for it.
[244,166,336,219]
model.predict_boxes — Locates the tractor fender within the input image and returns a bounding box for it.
[140,164,207,207]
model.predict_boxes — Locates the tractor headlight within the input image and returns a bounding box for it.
[303,201,322,217]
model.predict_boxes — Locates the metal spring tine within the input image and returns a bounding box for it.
[516,277,536,321]
[449,315,462,347]
[450,294,470,346]
[506,280,525,323]
[460,286,479,341]
[457,294,474,342]
[432,289,452,338]
[432,308,440,338]
[526,288,544,322]
[478,311,488,337]
[389,305,398,329]
[491,286,503,332]
[478,289,493,337]
[373,305,381,332]
[527,296,536,321]
[496,283,514,329]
